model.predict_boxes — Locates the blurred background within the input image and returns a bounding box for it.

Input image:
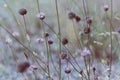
[0,0,120,80]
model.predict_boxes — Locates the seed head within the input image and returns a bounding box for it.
[81,47,91,57]
[61,52,67,59]
[84,26,91,34]
[75,15,81,22]
[19,8,27,15]
[44,32,49,37]
[48,40,53,45]
[68,11,76,19]
[36,38,44,44]
[36,12,45,20]
[65,67,71,74]
[62,38,68,45]
[86,17,93,25]
[17,61,30,73]
[104,5,109,11]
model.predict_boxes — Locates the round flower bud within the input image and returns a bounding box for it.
[84,26,91,34]
[93,67,96,72]
[48,40,53,45]
[75,15,81,22]
[36,12,45,20]
[17,61,30,73]
[61,52,67,59]
[45,32,49,37]
[104,5,109,11]
[62,38,68,45]
[19,8,27,15]
[68,12,76,19]
[86,17,93,25]
[81,47,91,57]
[65,67,71,74]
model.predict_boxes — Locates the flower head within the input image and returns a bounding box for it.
[36,12,45,20]
[36,38,44,44]
[17,61,30,73]
[104,5,109,11]
[81,47,91,56]
[19,8,27,15]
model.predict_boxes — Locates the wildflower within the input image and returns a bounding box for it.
[104,5,109,11]
[68,11,76,19]
[81,47,91,56]
[36,12,45,20]
[17,61,30,73]
[44,32,49,37]
[75,15,81,22]
[62,38,68,45]
[19,8,27,15]
[84,26,91,34]
[48,40,53,45]
[36,38,44,44]
[65,67,71,74]
[86,17,93,25]
[61,52,67,59]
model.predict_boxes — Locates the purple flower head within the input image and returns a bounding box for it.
[36,12,45,20]
[81,47,91,56]
[36,38,44,44]
[104,5,109,11]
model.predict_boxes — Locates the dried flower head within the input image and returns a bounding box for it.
[81,47,91,56]
[17,61,30,73]
[36,12,45,20]
[68,11,76,19]
[65,67,71,74]
[36,38,44,44]
[86,17,93,25]
[48,40,53,45]
[104,5,109,11]
[19,8,27,15]
[61,52,67,59]
[62,38,68,45]
[84,26,91,34]
[75,15,81,22]
[44,32,49,37]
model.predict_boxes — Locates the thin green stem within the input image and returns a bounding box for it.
[109,0,113,79]
[49,45,59,75]
[42,21,51,80]
[84,56,90,80]
[36,0,40,13]
[55,0,62,79]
